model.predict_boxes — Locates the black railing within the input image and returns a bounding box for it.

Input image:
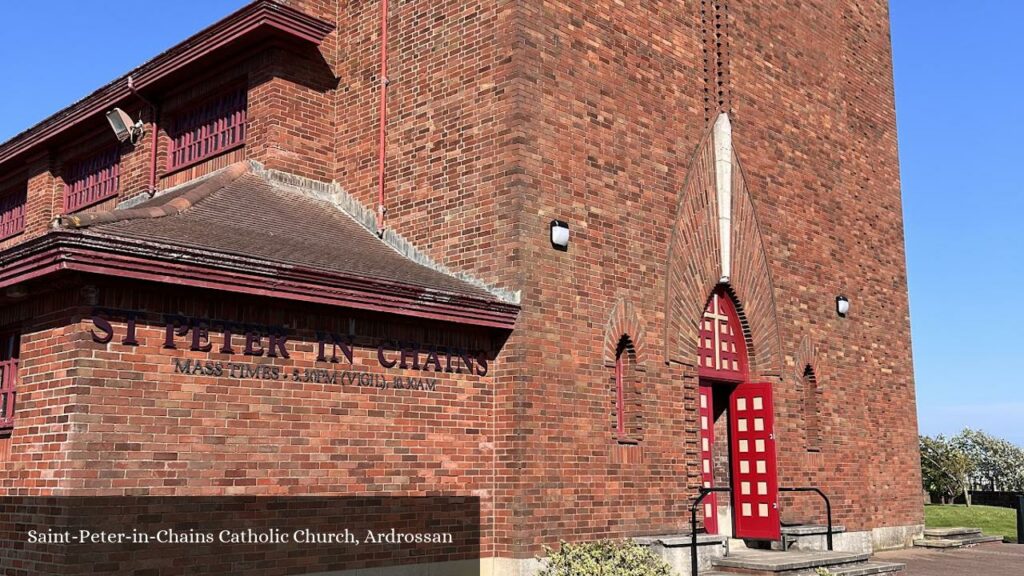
[688,485,834,576]
[690,486,731,576]
[779,486,833,551]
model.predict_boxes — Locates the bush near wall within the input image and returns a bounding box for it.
[537,540,672,576]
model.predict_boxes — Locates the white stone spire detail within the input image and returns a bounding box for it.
[713,113,732,283]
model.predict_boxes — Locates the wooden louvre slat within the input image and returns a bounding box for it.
[167,87,247,172]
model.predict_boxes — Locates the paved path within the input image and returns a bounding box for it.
[875,543,1024,576]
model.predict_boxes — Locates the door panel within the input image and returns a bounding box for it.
[698,383,718,534]
[729,382,780,540]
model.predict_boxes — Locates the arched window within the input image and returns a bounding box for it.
[698,288,747,380]
[803,365,821,451]
[615,339,627,437]
[612,335,640,443]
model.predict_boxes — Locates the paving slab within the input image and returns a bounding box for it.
[712,549,869,571]
[876,542,1024,576]
[705,560,902,576]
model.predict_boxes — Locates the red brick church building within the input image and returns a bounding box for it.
[0,0,921,574]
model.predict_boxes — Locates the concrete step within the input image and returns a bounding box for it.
[824,562,905,576]
[712,549,870,575]
[922,526,981,539]
[774,524,849,551]
[781,524,847,537]
[707,560,904,576]
[913,534,1003,548]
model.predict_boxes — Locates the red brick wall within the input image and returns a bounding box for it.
[0,286,84,494]
[469,0,916,555]
[0,279,501,554]
[2,153,57,249]
[726,0,921,530]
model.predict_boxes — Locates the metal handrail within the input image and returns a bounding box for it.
[690,486,731,576]
[689,485,834,575]
[779,486,833,551]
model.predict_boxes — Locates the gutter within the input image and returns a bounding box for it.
[0,232,519,330]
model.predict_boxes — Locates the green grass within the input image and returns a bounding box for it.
[924,504,1018,543]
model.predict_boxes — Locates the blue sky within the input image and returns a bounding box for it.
[0,1,248,141]
[0,2,1020,445]
[891,1,1024,446]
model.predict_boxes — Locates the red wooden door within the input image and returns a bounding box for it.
[698,384,718,534]
[729,382,780,540]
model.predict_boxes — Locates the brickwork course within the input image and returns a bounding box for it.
[0,0,922,569]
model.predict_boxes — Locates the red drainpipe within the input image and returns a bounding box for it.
[376,0,389,236]
[147,109,159,194]
[128,76,159,194]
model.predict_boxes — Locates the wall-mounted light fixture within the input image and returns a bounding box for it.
[550,220,569,251]
[105,108,145,144]
[836,295,850,318]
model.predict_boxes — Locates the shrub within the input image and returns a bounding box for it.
[537,539,673,576]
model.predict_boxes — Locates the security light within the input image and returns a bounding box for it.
[550,220,569,251]
[105,108,145,144]
[836,295,850,318]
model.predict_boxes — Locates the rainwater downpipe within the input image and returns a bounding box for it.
[376,0,390,236]
[128,75,159,194]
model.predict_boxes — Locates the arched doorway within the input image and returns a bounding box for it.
[697,287,780,541]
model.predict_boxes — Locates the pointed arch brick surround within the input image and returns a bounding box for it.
[604,297,647,371]
[664,119,782,376]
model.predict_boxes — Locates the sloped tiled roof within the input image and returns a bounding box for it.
[43,161,518,328]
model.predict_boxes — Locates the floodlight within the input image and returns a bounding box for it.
[105,108,145,144]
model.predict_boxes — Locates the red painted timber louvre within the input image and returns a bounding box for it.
[64,147,120,213]
[167,86,247,172]
[729,382,780,541]
[0,183,26,241]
